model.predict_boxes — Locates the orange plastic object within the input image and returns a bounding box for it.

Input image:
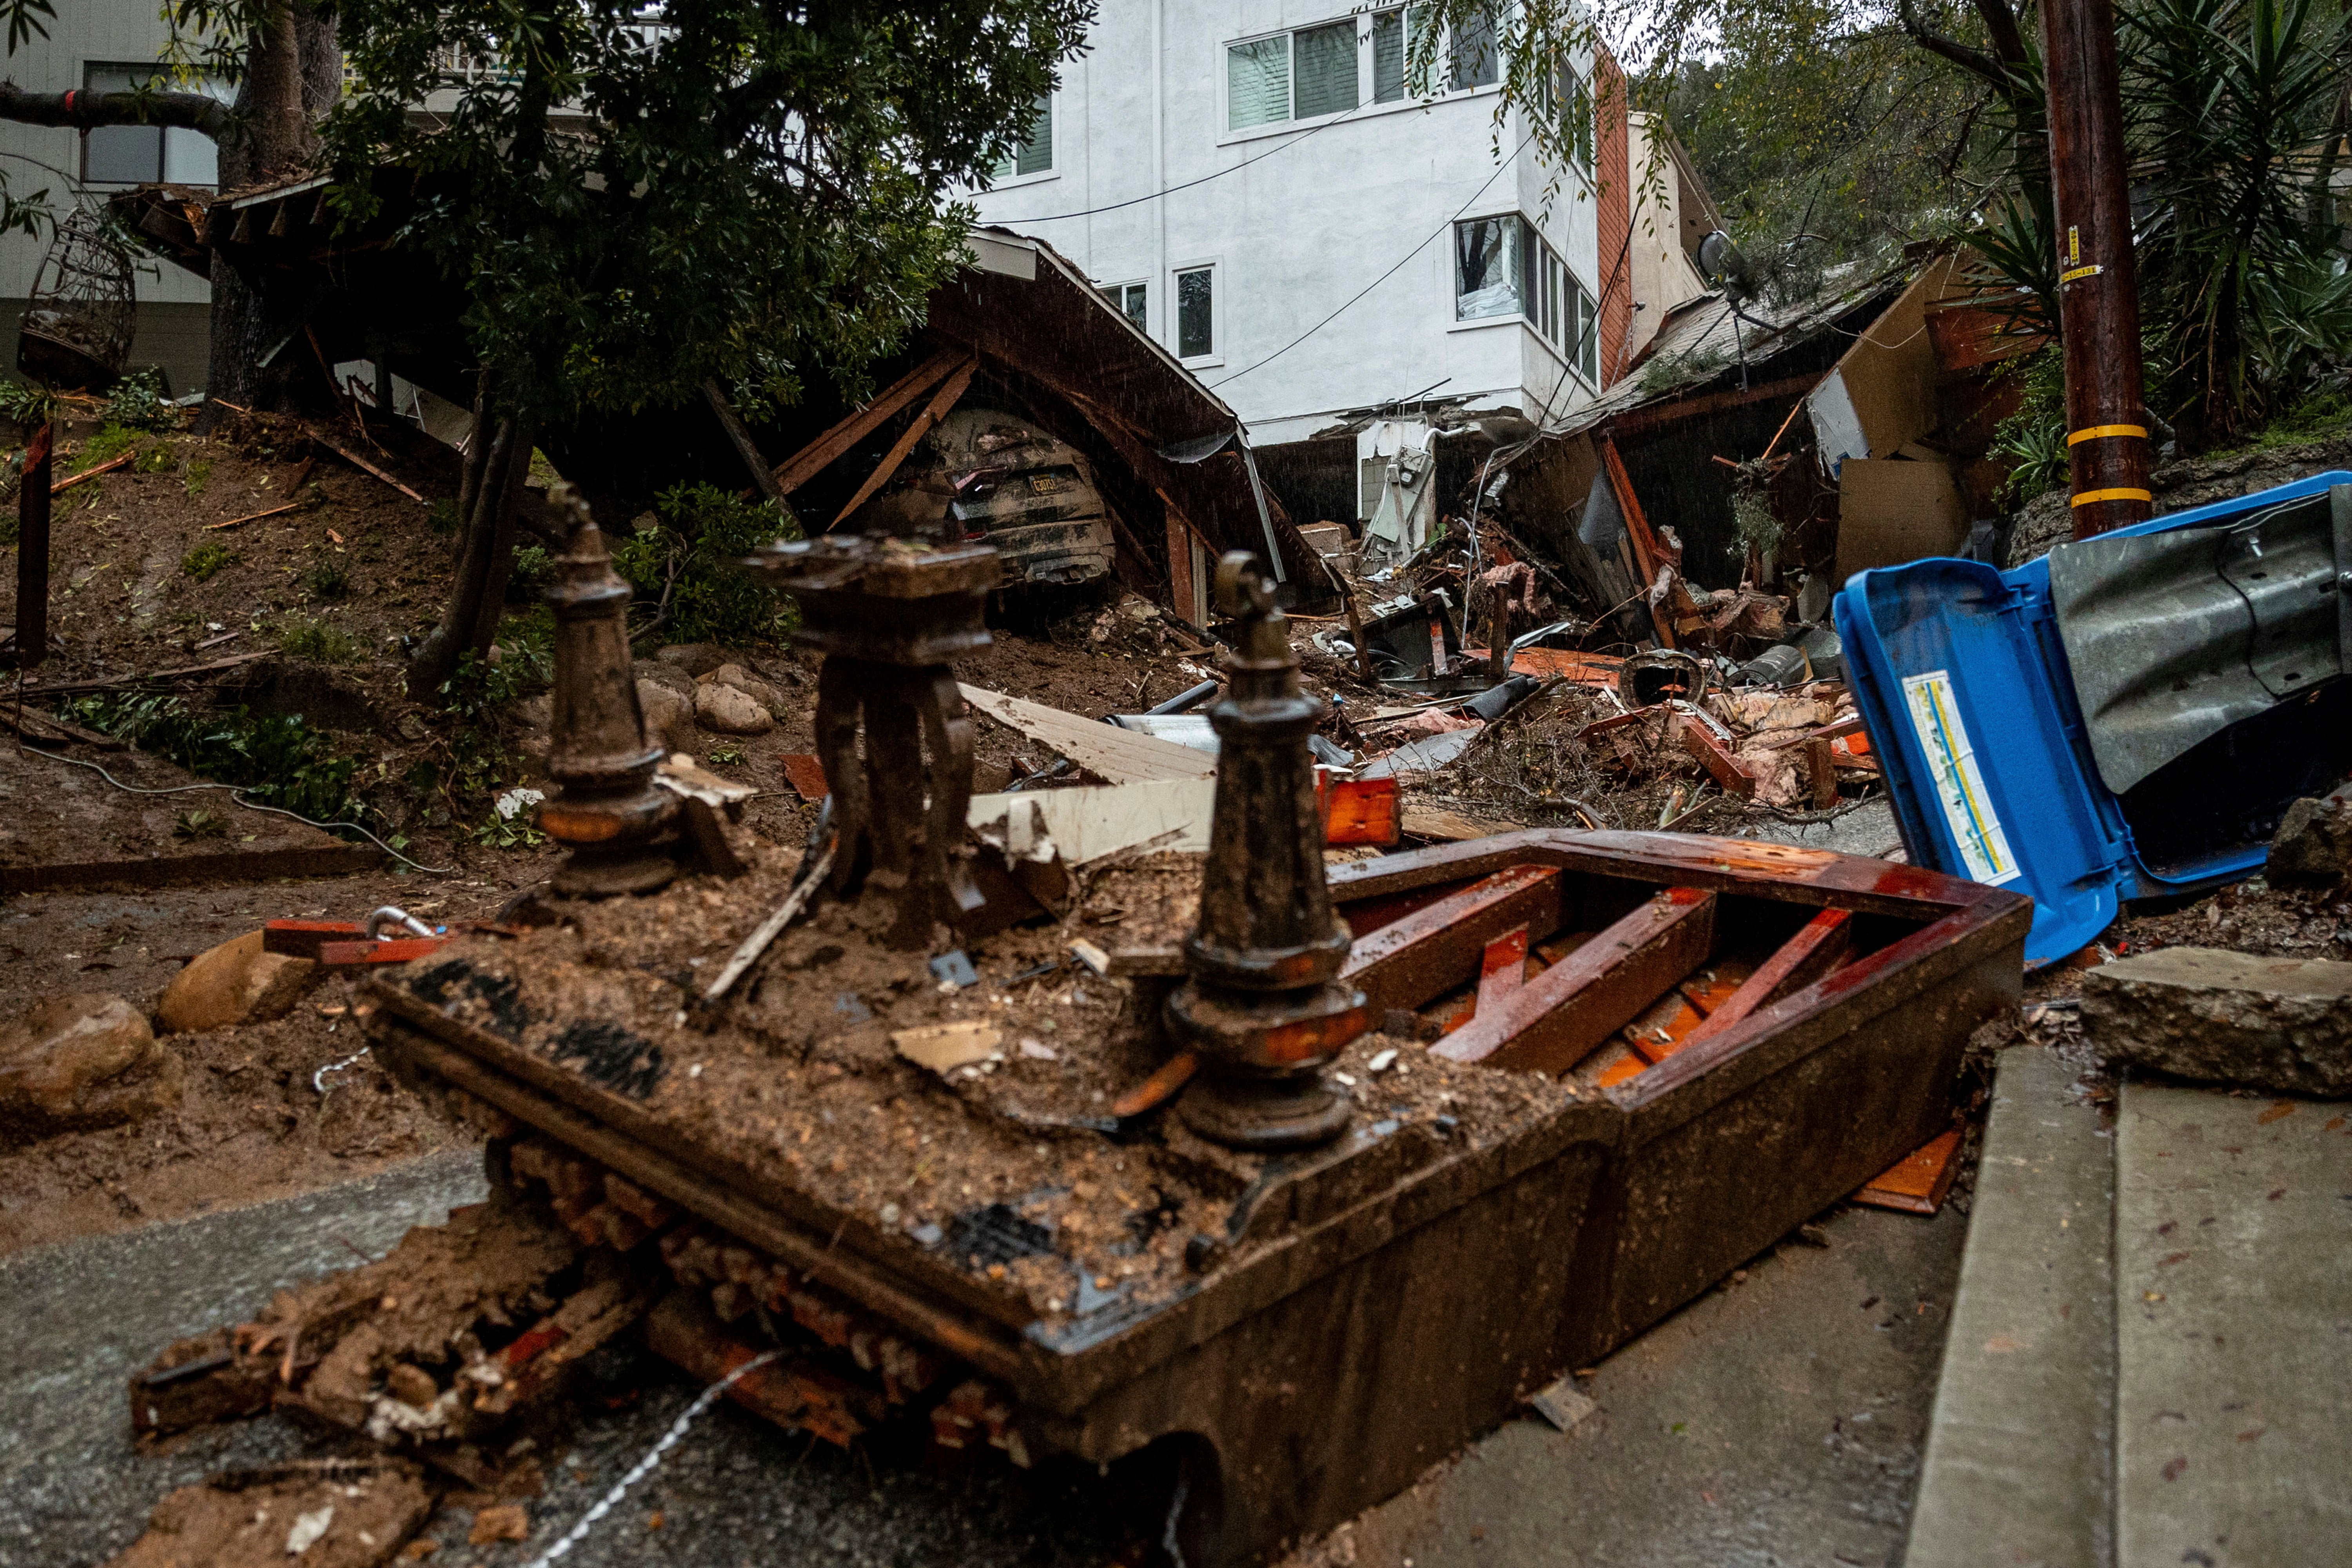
[1853,1129,1962,1214]
[1509,648,1623,688]
[1323,776,1401,846]
[780,753,830,802]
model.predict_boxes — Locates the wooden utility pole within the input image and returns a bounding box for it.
[2043,0,2152,539]
[13,420,52,670]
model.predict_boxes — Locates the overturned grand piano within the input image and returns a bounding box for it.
[174,496,2028,1566]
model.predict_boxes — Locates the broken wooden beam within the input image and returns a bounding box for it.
[1337,864,1563,1016]
[1433,887,1717,1074]
[830,356,978,527]
[1681,717,1758,798]
[773,348,964,498]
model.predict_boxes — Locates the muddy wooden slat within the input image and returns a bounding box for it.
[1335,875,1483,941]
[1338,864,1563,1016]
[1434,888,1717,1075]
[1621,988,1707,1065]
[1677,956,1757,1016]
[1474,927,1529,1014]
[1677,906,1855,1051]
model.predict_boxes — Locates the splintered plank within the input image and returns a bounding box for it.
[1853,1129,1962,1214]
[1677,907,1854,1051]
[1338,865,1563,1016]
[1433,888,1717,1075]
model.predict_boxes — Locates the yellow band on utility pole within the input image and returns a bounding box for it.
[2071,487,2153,507]
[2067,424,2147,446]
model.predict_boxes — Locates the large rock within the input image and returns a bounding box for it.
[0,993,181,1141]
[700,662,786,719]
[635,677,696,754]
[2082,946,2352,1096]
[654,642,731,677]
[158,930,320,1034]
[2267,796,2352,885]
[693,679,773,736]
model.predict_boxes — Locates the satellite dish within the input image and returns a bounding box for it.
[16,205,135,392]
[1697,229,1751,303]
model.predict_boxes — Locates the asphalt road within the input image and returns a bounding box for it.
[3,1147,1967,1568]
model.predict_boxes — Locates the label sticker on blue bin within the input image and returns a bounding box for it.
[1901,670,2020,887]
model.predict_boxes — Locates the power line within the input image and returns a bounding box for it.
[1004,98,1375,222]
[1210,129,1536,392]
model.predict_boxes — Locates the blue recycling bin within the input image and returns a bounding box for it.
[1834,470,2352,967]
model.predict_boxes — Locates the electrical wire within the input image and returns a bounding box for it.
[11,742,455,874]
[1209,129,1538,392]
[1007,98,1376,222]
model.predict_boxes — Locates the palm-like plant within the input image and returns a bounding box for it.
[2123,0,2351,445]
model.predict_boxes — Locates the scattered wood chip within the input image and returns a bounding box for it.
[892,1021,1001,1073]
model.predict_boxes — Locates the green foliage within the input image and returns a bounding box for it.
[0,379,56,425]
[613,481,801,649]
[132,443,174,474]
[182,457,212,498]
[1659,0,1986,279]
[171,808,227,840]
[303,559,352,600]
[2123,0,2352,446]
[74,424,137,472]
[181,540,237,581]
[1989,347,2070,505]
[101,368,178,433]
[64,693,369,829]
[706,742,747,766]
[276,615,361,663]
[426,497,462,537]
[411,646,548,813]
[322,1,1094,434]
[2250,390,2352,449]
[506,543,553,602]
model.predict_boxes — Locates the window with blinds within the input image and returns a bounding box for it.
[992,94,1053,179]
[1227,36,1290,130]
[1293,20,1358,118]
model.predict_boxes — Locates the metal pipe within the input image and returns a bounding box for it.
[1147,678,1221,715]
[2043,0,2153,539]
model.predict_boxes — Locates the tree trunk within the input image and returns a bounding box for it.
[406,401,539,699]
[196,1,340,428]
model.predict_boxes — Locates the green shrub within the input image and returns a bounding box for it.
[304,560,352,601]
[612,481,801,649]
[101,368,177,433]
[73,423,138,473]
[181,541,237,581]
[505,543,553,601]
[64,693,368,829]
[277,615,361,663]
[1989,348,2069,508]
[426,497,463,536]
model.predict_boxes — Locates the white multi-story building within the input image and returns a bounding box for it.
[0,6,224,391]
[965,2,1626,551]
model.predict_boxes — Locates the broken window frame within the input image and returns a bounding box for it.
[990,93,1054,181]
[1454,214,1530,323]
[1175,265,1216,362]
[79,63,230,188]
[1098,280,1148,334]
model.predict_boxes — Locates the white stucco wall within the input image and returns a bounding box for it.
[968,0,1604,446]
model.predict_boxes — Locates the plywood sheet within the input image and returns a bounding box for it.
[956,685,1217,785]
